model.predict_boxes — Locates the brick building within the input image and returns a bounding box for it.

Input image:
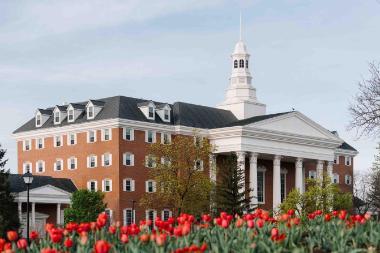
[12,35,357,224]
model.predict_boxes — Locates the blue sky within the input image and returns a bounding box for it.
[0,0,379,173]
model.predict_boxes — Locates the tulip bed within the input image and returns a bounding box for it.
[1,209,380,253]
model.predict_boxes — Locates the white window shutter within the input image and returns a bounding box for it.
[131,154,135,166]
[145,181,148,192]
[132,180,135,191]
[122,179,126,191]
[123,153,126,166]
[153,181,157,192]
[101,155,104,166]
[109,154,112,166]
[131,129,135,141]
[145,130,148,142]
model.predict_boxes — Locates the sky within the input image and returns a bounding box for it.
[0,0,379,173]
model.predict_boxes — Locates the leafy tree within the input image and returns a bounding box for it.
[349,62,380,137]
[368,143,380,210]
[280,173,352,216]
[215,154,251,215]
[140,134,213,217]
[64,189,106,224]
[0,144,20,237]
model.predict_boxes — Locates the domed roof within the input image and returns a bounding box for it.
[233,40,248,54]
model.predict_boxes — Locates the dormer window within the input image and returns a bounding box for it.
[68,109,74,122]
[164,109,170,121]
[54,111,60,124]
[88,106,94,119]
[36,114,41,127]
[148,106,154,118]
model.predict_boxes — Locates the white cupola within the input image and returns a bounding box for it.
[217,14,266,120]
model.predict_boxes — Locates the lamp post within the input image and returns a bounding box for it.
[22,170,34,244]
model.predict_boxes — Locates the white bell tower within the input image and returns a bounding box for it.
[217,14,266,120]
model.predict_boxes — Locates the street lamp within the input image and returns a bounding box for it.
[22,170,34,244]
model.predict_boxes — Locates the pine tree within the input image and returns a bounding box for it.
[0,144,20,237]
[369,143,380,210]
[215,154,252,216]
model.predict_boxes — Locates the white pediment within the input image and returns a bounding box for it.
[20,185,71,197]
[249,112,342,141]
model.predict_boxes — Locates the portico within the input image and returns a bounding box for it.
[209,111,344,210]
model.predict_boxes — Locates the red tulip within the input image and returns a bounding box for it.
[287,209,295,216]
[324,214,331,222]
[202,214,211,223]
[221,219,229,228]
[64,238,73,248]
[271,228,279,237]
[30,231,39,240]
[16,239,27,249]
[338,210,347,220]
[364,212,371,220]
[247,220,254,228]
[120,234,129,244]
[108,226,116,234]
[41,248,59,253]
[94,240,111,253]
[6,231,18,241]
[235,218,244,228]
[256,219,264,228]
[0,238,5,251]
[155,233,167,246]
[140,234,150,243]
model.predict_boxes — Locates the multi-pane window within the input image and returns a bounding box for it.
[162,210,171,221]
[333,173,339,184]
[88,130,96,143]
[146,180,156,193]
[234,60,238,68]
[23,140,31,151]
[309,170,317,179]
[123,178,135,192]
[54,159,63,171]
[87,180,97,192]
[161,133,171,144]
[280,172,286,203]
[146,210,156,229]
[36,138,44,149]
[161,157,171,167]
[124,209,134,225]
[345,175,352,185]
[103,179,112,192]
[123,153,134,166]
[164,109,170,121]
[55,136,63,147]
[246,60,248,68]
[145,155,156,168]
[102,153,112,167]
[36,114,41,126]
[54,111,60,124]
[68,157,77,170]
[146,130,155,143]
[148,106,154,118]
[88,155,97,168]
[195,160,203,171]
[105,209,113,225]
[345,156,352,166]
[239,59,244,68]
[102,129,111,141]
[36,161,44,173]
[334,155,339,164]
[257,171,265,203]
[23,162,32,173]
[123,128,134,141]
[68,133,76,145]
[87,106,94,119]
[68,109,74,122]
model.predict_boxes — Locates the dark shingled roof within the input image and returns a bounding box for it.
[69,103,86,110]
[226,112,293,127]
[9,174,77,193]
[89,100,105,107]
[37,109,52,115]
[338,142,357,152]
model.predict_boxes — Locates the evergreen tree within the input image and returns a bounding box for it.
[64,189,107,224]
[215,154,252,216]
[0,144,20,237]
[369,143,380,210]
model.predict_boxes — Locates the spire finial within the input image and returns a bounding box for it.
[239,11,242,41]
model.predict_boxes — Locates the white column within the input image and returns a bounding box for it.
[209,154,217,184]
[273,155,282,210]
[18,202,22,223]
[249,153,258,207]
[295,158,304,193]
[327,161,333,182]
[31,202,36,229]
[316,160,324,181]
[236,152,246,195]
[57,203,61,225]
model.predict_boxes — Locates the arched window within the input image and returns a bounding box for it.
[233,60,238,68]
[246,60,249,68]
[239,59,244,68]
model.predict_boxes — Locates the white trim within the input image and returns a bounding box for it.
[35,137,44,149]
[161,209,172,221]
[161,132,171,144]
[257,167,266,204]
[87,180,98,192]
[123,208,136,225]
[123,127,135,141]
[14,184,72,204]
[123,152,134,166]
[145,155,156,168]
[67,133,77,146]
[102,178,112,192]
[35,112,42,127]
[53,109,61,125]
[87,155,97,168]
[345,174,352,185]
[87,130,97,143]
[87,104,95,120]
[54,159,64,171]
[123,178,135,192]
[35,160,45,173]
[344,156,352,166]
[145,209,157,224]
[67,108,75,123]
[145,130,156,143]
[23,139,31,151]
[308,170,317,179]
[54,135,63,148]
[22,161,32,173]
[194,159,204,171]
[105,208,113,223]
[334,155,339,164]
[101,128,112,141]
[101,153,112,167]
[67,157,77,170]
[333,173,340,184]
[145,180,156,193]
[280,170,287,203]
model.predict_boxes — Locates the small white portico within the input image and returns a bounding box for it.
[209,111,344,210]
